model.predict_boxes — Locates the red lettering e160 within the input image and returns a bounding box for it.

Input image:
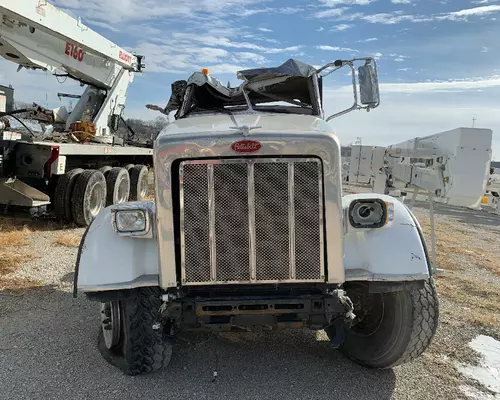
[65,42,85,62]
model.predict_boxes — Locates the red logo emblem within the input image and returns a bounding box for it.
[231,140,261,153]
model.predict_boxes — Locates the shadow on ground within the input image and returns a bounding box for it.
[0,287,396,400]
[414,200,500,228]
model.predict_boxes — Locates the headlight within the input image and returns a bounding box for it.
[348,199,390,228]
[114,210,147,233]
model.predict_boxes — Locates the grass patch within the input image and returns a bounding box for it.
[54,234,81,248]
[416,215,500,330]
[0,222,40,294]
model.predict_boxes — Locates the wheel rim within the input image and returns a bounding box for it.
[139,172,149,198]
[100,301,121,349]
[349,292,385,337]
[117,178,129,203]
[89,183,104,217]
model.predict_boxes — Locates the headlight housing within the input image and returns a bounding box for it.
[111,208,151,237]
[348,198,391,228]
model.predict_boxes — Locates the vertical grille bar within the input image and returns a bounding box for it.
[248,161,257,282]
[208,164,216,281]
[288,162,296,280]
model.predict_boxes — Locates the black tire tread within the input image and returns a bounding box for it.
[106,167,130,206]
[129,164,149,201]
[390,278,439,367]
[99,166,112,178]
[122,288,172,375]
[53,168,83,223]
[71,170,106,226]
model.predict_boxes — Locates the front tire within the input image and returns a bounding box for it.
[329,278,439,369]
[98,288,172,376]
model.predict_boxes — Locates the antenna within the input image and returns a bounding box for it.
[472,114,477,128]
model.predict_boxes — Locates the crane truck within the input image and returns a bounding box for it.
[0,0,153,226]
[74,58,440,376]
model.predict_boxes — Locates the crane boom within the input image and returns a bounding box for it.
[0,0,145,135]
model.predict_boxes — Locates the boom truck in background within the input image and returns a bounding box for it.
[0,0,153,226]
[74,57,440,376]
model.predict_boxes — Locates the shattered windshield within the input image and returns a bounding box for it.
[164,59,323,119]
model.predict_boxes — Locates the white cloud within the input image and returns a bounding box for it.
[356,37,378,42]
[167,33,301,54]
[373,52,383,58]
[320,0,374,5]
[257,27,273,32]
[394,58,405,62]
[322,86,500,157]
[436,5,500,21]
[391,0,411,3]
[397,68,411,71]
[314,4,500,24]
[481,46,489,53]
[380,76,500,93]
[315,7,349,18]
[333,24,354,31]
[316,45,359,52]
[316,27,325,31]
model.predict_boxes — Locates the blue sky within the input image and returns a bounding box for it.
[1,0,499,157]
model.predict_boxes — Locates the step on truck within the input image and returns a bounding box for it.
[0,1,153,225]
[74,57,440,375]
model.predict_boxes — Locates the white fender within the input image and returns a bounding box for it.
[74,202,160,293]
[342,193,431,281]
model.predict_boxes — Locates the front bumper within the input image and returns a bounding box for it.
[161,293,350,331]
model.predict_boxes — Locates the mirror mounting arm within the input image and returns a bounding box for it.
[320,57,380,122]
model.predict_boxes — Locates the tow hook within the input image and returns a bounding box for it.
[326,289,356,347]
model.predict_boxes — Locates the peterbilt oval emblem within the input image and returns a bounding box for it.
[231,140,262,153]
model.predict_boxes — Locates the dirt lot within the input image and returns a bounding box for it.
[0,201,499,400]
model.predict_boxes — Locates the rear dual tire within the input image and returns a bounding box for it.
[71,170,107,227]
[328,278,439,369]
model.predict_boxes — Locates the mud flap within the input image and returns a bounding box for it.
[327,318,346,347]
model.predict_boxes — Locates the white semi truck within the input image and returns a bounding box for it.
[74,58,439,376]
[0,0,153,225]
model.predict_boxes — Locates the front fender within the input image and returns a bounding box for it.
[73,201,160,296]
[342,193,431,282]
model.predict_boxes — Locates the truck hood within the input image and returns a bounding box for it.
[158,113,335,138]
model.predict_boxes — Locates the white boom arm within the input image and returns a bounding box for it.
[0,0,144,135]
[349,128,493,209]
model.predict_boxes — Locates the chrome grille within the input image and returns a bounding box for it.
[180,158,324,285]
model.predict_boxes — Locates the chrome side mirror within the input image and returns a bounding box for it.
[319,57,381,121]
[358,63,380,106]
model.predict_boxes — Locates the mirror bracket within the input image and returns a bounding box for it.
[319,57,380,122]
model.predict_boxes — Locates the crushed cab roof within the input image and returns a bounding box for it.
[164,59,322,118]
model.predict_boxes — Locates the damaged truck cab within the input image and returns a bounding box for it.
[74,58,439,375]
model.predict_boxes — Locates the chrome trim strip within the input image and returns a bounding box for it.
[288,162,296,280]
[179,163,186,284]
[180,158,321,165]
[208,164,216,281]
[183,278,324,286]
[248,161,257,282]
[317,159,325,280]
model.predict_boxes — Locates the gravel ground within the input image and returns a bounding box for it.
[0,201,499,400]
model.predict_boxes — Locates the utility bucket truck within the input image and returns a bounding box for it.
[0,0,153,225]
[74,58,439,375]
